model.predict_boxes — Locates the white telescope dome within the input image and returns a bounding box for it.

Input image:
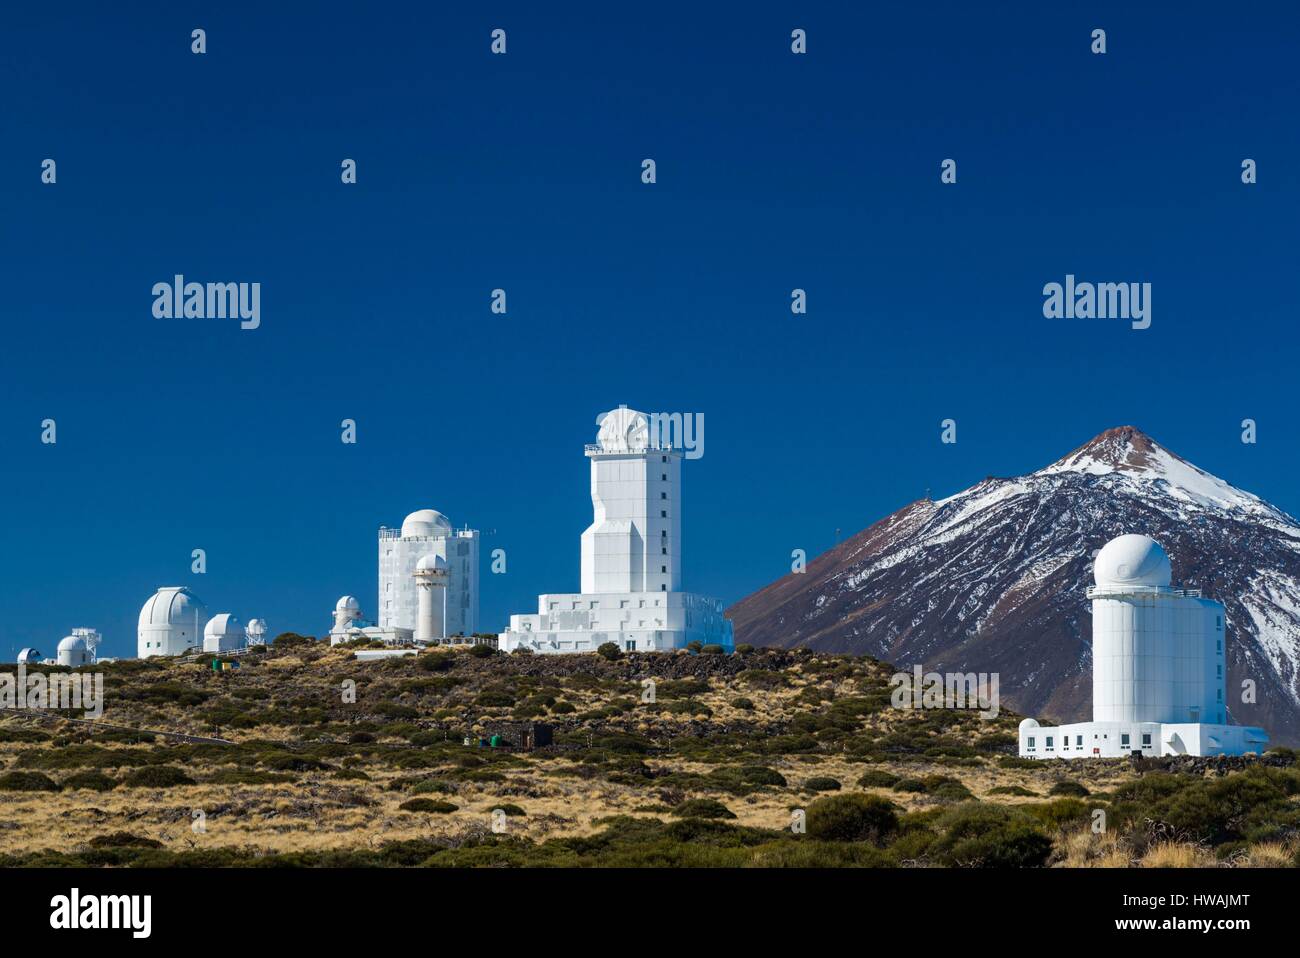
[57,635,87,653]
[16,648,42,664]
[1094,534,1172,589]
[336,595,361,613]
[204,613,243,639]
[139,586,207,630]
[416,553,447,572]
[1018,718,1039,732]
[401,509,452,539]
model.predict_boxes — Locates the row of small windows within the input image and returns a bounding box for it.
[1026,732,1153,751]
[549,598,665,611]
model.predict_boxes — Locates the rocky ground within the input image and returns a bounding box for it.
[0,640,1297,867]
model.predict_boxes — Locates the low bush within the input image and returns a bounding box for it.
[398,798,458,813]
[806,793,899,844]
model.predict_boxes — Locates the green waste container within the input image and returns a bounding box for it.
[489,734,501,748]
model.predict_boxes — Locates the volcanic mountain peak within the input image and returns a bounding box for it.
[1040,425,1163,475]
[1025,426,1282,522]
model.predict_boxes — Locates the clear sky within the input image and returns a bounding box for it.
[3,2,1299,659]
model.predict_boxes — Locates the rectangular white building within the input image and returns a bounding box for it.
[378,510,479,638]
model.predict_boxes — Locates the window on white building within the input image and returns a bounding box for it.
[1076,735,1082,746]
[1121,734,1130,747]
[1027,737,1035,750]
[1045,737,1053,749]
[1141,733,1152,746]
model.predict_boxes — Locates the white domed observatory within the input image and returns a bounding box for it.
[203,613,246,653]
[498,406,734,654]
[138,587,209,658]
[1019,534,1268,759]
[246,619,268,646]
[377,508,479,639]
[57,634,92,667]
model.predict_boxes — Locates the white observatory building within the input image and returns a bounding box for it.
[203,613,246,653]
[378,509,479,639]
[246,619,268,646]
[57,632,94,667]
[1019,534,1268,759]
[498,406,734,654]
[138,587,209,658]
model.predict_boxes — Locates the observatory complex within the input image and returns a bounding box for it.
[1018,534,1268,759]
[330,509,478,646]
[137,587,265,659]
[497,406,734,654]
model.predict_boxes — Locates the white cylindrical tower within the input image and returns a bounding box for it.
[414,554,448,642]
[1090,533,1221,725]
[334,596,361,633]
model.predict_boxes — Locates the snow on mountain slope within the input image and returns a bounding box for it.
[728,426,1300,744]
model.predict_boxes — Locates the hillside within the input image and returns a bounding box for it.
[0,641,1297,867]
[728,427,1300,744]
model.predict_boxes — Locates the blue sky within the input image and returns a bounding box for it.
[3,2,1299,659]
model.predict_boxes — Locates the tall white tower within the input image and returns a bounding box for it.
[580,406,683,594]
[1090,534,1225,725]
[414,554,448,643]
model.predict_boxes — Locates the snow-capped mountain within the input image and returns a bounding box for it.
[727,427,1300,744]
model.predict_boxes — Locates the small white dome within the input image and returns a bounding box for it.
[1018,718,1039,732]
[401,509,452,539]
[204,613,243,639]
[246,618,267,633]
[416,553,447,572]
[16,648,42,664]
[336,595,361,612]
[57,635,87,653]
[1094,534,1171,589]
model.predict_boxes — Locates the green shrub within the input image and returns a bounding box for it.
[701,644,724,655]
[731,697,755,710]
[740,766,787,787]
[272,632,315,647]
[804,776,842,792]
[88,832,163,849]
[467,644,495,658]
[492,804,527,817]
[0,771,61,792]
[857,770,901,788]
[1049,780,1090,798]
[62,770,119,792]
[122,765,195,788]
[807,793,899,844]
[596,642,621,661]
[930,804,1053,867]
[670,799,736,820]
[399,798,458,813]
